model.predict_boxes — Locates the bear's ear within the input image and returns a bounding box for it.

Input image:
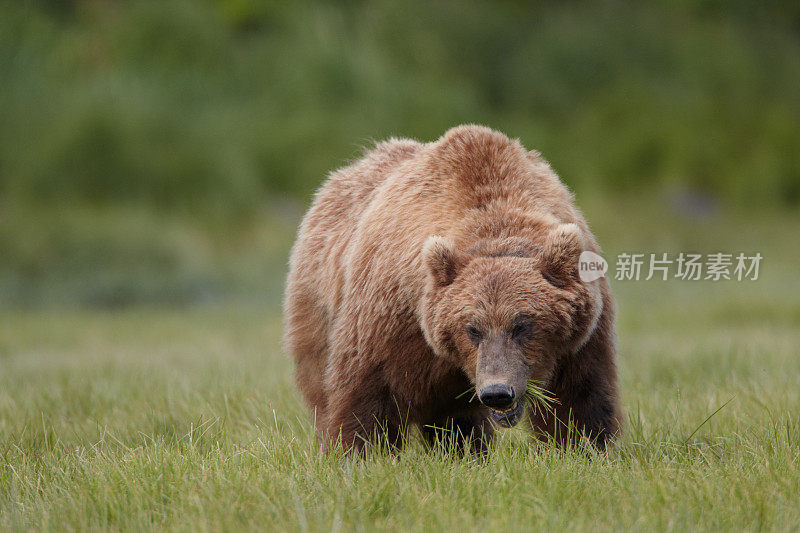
[540,223,584,287]
[422,235,467,287]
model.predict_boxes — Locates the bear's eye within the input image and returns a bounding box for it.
[465,325,483,343]
[510,320,534,340]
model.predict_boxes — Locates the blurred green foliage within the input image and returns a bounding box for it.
[3,0,799,211]
[1,0,799,306]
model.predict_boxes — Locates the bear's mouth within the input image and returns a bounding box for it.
[489,401,524,428]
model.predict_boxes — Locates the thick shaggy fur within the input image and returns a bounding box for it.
[284,125,621,452]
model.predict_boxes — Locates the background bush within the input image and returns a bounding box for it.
[1,0,798,305]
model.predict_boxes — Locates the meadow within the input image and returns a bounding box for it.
[2,200,798,531]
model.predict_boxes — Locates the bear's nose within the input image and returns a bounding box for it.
[478,383,516,410]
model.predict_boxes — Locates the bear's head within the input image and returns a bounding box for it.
[419,223,603,427]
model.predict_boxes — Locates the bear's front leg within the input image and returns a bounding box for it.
[531,308,621,449]
[321,360,405,454]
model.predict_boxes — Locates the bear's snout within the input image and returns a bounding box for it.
[478,383,516,410]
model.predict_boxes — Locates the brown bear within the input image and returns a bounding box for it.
[284,125,621,453]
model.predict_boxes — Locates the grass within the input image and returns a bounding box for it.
[524,381,558,417]
[1,202,799,530]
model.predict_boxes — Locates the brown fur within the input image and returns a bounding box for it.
[284,125,621,452]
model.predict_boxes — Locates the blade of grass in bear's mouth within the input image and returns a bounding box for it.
[457,381,556,413]
[524,380,558,414]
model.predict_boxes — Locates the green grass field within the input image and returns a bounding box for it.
[1,202,799,531]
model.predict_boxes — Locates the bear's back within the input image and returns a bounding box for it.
[286,138,423,313]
